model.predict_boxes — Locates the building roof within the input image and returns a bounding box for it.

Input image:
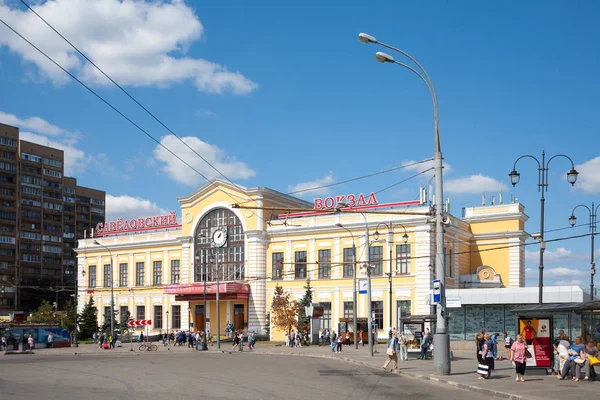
[511,300,600,314]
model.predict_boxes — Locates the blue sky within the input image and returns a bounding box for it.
[1,0,599,289]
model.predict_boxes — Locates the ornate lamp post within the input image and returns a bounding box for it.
[569,202,598,301]
[509,152,578,304]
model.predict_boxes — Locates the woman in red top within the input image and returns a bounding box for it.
[521,320,537,345]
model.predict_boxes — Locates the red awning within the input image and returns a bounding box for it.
[163,282,250,301]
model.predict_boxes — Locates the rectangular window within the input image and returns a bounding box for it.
[369,246,383,275]
[343,301,354,320]
[153,261,162,285]
[135,262,144,286]
[171,305,181,329]
[154,305,163,329]
[119,263,128,287]
[294,251,307,279]
[136,305,145,321]
[271,252,283,280]
[343,248,354,277]
[88,265,96,287]
[371,301,383,330]
[318,249,331,278]
[119,306,129,325]
[103,264,111,287]
[444,248,453,278]
[104,306,111,324]
[171,260,180,284]
[319,302,332,330]
[396,244,411,275]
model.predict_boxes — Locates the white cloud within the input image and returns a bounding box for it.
[152,135,255,187]
[0,110,79,143]
[544,267,587,278]
[196,109,216,117]
[287,172,334,196]
[573,156,600,194]
[445,174,508,195]
[554,279,582,286]
[105,194,169,222]
[0,0,257,94]
[525,247,573,264]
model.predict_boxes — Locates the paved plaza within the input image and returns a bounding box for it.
[1,343,598,399]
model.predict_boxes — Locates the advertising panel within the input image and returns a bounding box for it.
[519,318,551,368]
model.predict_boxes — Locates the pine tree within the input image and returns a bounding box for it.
[30,300,60,324]
[60,299,77,332]
[271,284,297,335]
[297,278,313,329]
[78,296,98,339]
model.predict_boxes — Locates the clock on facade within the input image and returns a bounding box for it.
[211,227,228,248]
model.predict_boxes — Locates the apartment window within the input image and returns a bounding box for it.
[88,265,96,288]
[369,246,383,276]
[103,264,111,287]
[343,248,354,277]
[119,306,129,324]
[396,244,411,275]
[21,152,42,163]
[0,137,17,147]
[153,261,162,285]
[318,249,331,278]
[371,301,383,330]
[119,263,128,287]
[319,302,332,330]
[0,236,15,244]
[136,305,145,321]
[154,305,163,329]
[43,158,62,168]
[0,162,16,172]
[171,305,181,329]
[135,262,144,286]
[43,168,62,178]
[272,252,283,280]
[343,301,354,319]
[294,251,307,279]
[171,260,180,284]
[22,186,41,196]
[444,248,453,278]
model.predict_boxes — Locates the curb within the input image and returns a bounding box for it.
[253,351,523,400]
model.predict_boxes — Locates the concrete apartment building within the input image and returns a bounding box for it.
[0,123,105,314]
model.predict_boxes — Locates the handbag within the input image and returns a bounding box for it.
[477,363,489,375]
[525,349,532,358]
[387,348,395,356]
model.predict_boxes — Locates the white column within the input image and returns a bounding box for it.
[285,239,293,279]
[181,238,192,284]
[163,250,169,285]
[508,236,523,287]
[226,300,231,325]
[128,253,134,287]
[333,236,341,278]
[309,239,316,279]
[245,230,268,333]
[414,225,434,315]
[145,251,151,286]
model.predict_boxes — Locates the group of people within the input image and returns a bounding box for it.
[232,330,256,351]
[284,330,310,348]
[555,330,599,381]
[476,330,521,379]
[383,328,412,371]
[93,331,116,349]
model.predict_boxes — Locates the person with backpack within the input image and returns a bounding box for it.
[330,331,337,352]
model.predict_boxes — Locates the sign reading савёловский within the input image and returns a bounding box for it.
[95,211,179,236]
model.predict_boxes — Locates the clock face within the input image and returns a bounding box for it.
[212,227,227,247]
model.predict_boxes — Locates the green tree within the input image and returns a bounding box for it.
[30,300,60,324]
[271,284,297,335]
[78,296,98,339]
[297,278,313,330]
[60,299,77,332]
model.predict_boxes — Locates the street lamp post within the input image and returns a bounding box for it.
[93,240,115,344]
[358,32,449,375]
[335,223,358,349]
[569,202,598,301]
[509,152,579,304]
[166,310,169,346]
[374,223,408,332]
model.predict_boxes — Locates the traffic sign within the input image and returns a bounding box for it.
[358,279,367,294]
[127,319,152,327]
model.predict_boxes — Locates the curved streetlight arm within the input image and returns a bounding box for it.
[546,153,576,170]
[512,154,541,171]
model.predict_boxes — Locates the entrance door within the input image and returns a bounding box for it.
[233,304,244,331]
[195,305,205,332]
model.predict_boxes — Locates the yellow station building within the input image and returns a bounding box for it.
[76,179,557,341]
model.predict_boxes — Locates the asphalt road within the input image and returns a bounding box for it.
[0,351,484,400]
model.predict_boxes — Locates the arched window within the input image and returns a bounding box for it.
[194,208,244,282]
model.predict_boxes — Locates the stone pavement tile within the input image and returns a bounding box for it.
[251,344,600,400]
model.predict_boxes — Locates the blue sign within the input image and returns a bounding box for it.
[358,279,367,294]
[432,279,441,304]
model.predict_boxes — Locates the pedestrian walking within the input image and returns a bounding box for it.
[27,334,35,351]
[510,335,528,382]
[383,332,400,372]
[336,333,344,353]
[399,332,408,361]
[330,331,337,352]
[503,331,514,360]
[232,331,240,351]
[47,333,54,349]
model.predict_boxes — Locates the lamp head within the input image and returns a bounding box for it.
[569,214,577,227]
[375,51,394,63]
[402,233,409,243]
[508,169,520,186]
[566,168,579,186]
[373,230,380,241]
[358,32,377,44]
